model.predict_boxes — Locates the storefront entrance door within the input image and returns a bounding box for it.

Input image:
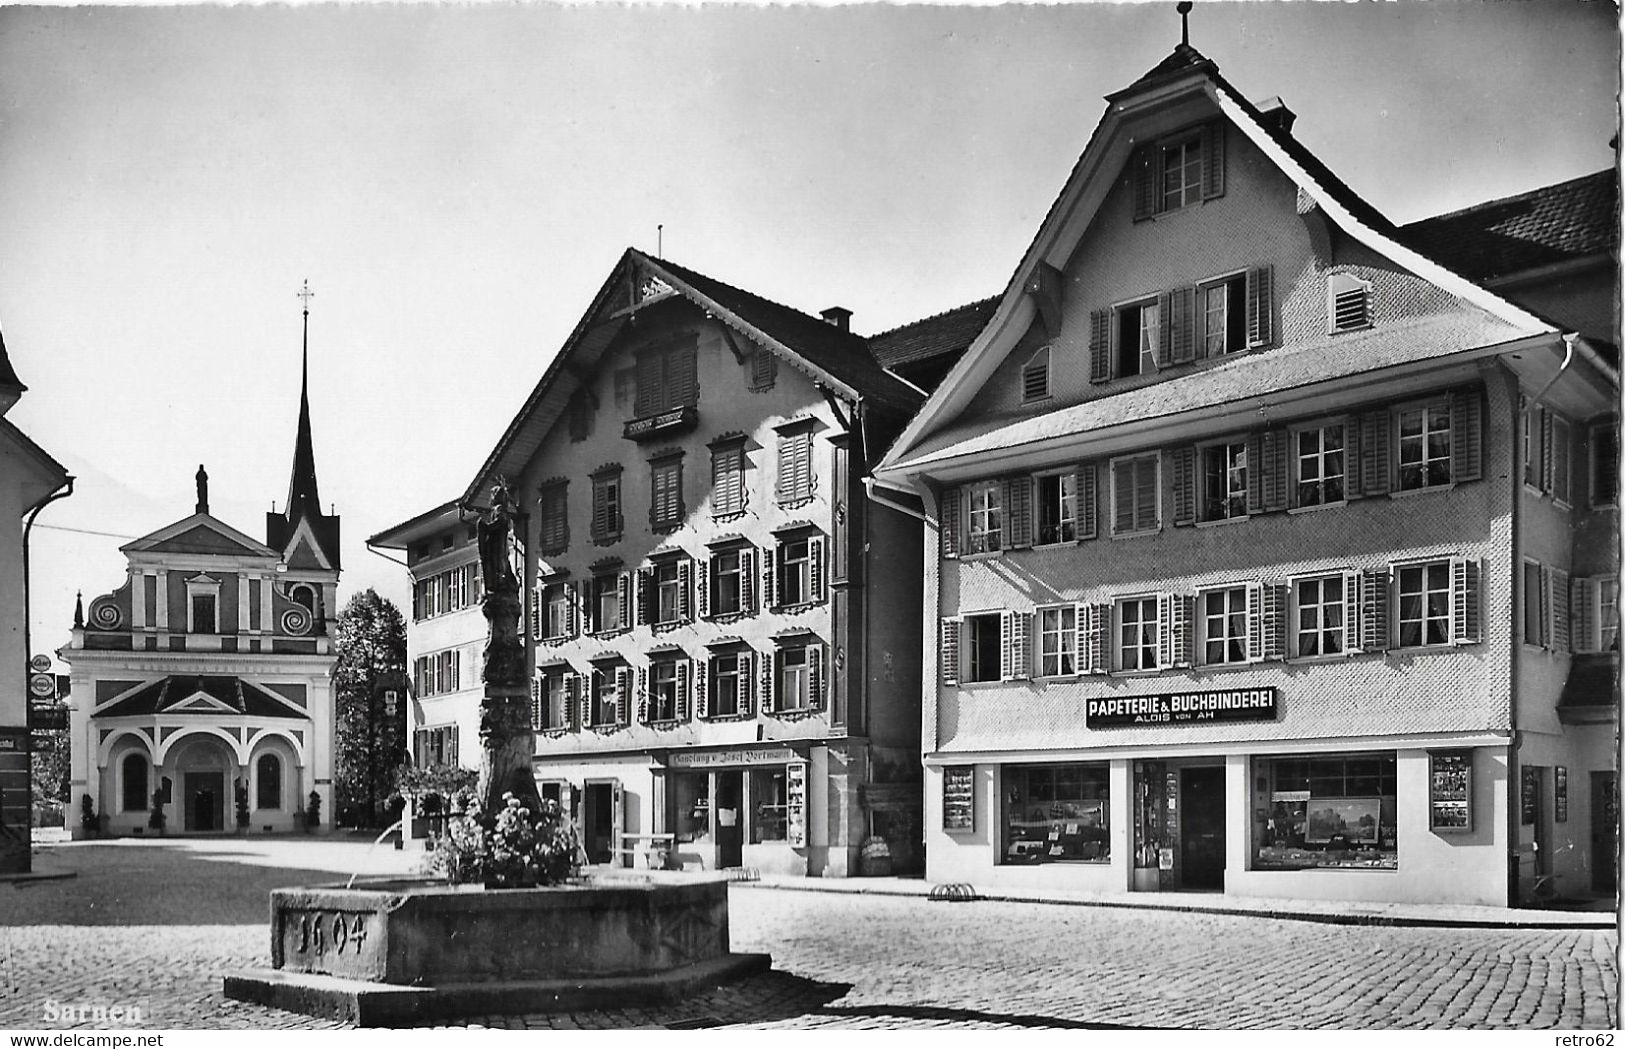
[716,771,743,868]
[1179,766,1225,890]
[582,781,621,865]
[1593,772,1617,895]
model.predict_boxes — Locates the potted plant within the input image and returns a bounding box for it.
[235,783,251,835]
[305,790,321,832]
[148,789,166,835]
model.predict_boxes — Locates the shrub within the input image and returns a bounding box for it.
[79,794,97,833]
[306,791,322,828]
[147,790,165,832]
[235,783,251,829]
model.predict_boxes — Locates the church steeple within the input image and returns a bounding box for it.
[285,291,323,522]
[267,279,341,571]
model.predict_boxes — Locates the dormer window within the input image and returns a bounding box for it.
[1116,299,1160,378]
[1132,121,1226,220]
[1021,347,1051,403]
[1328,273,1371,333]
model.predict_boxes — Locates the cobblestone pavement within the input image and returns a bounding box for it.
[0,841,1616,1030]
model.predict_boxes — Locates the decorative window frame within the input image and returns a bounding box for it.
[185,574,222,634]
[648,451,685,533]
[537,478,570,556]
[708,434,749,520]
[773,419,818,508]
[589,465,624,546]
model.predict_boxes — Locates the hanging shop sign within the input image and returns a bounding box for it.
[942,766,975,832]
[1086,687,1278,728]
[1428,750,1473,833]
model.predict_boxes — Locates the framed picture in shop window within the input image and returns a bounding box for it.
[942,766,975,832]
[1556,766,1568,823]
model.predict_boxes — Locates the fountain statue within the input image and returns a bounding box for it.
[474,479,543,816]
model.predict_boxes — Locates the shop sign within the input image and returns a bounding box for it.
[27,672,55,699]
[1555,766,1568,823]
[1085,687,1278,728]
[942,766,975,832]
[668,746,797,769]
[1429,750,1473,833]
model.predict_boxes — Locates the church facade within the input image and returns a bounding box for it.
[64,324,342,837]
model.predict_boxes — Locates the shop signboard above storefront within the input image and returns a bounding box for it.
[1085,687,1279,728]
[668,746,799,769]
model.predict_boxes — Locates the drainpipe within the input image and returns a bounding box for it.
[22,475,75,675]
[864,476,930,524]
[364,542,408,568]
[1529,332,1578,407]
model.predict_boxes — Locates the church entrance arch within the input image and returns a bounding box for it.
[170,733,235,833]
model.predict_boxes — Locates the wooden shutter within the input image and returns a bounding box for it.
[592,482,609,540]
[1245,434,1265,516]
[617,572,633,630]
[1452,557,1483,646]
[530,677,543,729]
[1171,594,1194,668]
[1361,409,1391,496]
[1342,570,1362,657]
[563,674,578,729]
[673,345,698,407]
[809,644,826,711]
[740,651,756,716]
[580,672,594,728]
[811,536,827,601]
[636,567,654,625]
[1201,121,1226,200]
[615,666,632,725]
[1246,265,1274,348]
[1172,447,1196,527]
[1547,567,1569,653]
[1261,430,1288,512]
[763,649,778,713]
[940,487,961,559]
[940,618,961,686]
[1168,285,1195,364]
[1262,584,1288,661]
[1241,583,1268,662]
[740,547,757,613]
[1451,388,1483,484]
[1002,611,1031,680]
[563,582,578,637]
[677,660,692,721]
[636,666,650,724]
[1361,569,1390,652]
[1077,463,1098,541]
[1155,290,1173,370]
[1155,593,1174,669]
[1006,478,1033,549]
[677,559,693,621]
[1082,603,1108,673]
[634,353,660,416]
[1572,577,1598,654]
[1343,415,1364,500]
[1113,460,1135,534]
[1089,309,1111,383]
[763,545,779,608]
[696,659,710,719]
[1136,456,1159,531]
[1131,144,1157,220]
[696,554,711,618]
[1540,408,1555,492]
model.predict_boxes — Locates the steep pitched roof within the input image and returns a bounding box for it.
[1397,170,1619,282]
[646,255,924,411]
[869,297,999,372]
[464,249,923,507]
[876,42,1563,476]
[0,327,23,393]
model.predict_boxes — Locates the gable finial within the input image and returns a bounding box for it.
[195,464,209,515]
[1178,1,1192,46]
[657,223,664,259]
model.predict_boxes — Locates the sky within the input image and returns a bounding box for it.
[2,1,1618,668]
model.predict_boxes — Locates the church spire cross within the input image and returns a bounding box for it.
[296,279,315,314]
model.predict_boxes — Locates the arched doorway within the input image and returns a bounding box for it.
[169,734,234,833]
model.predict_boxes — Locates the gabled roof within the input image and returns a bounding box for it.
[95,675,309,719]
[122,511,280,559]
[1398,169,1619,283]
[464,249,924,507]
[869,297,999,372]
[368,499,462,549]
[877,43,1563,477]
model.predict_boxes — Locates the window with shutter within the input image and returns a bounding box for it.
[1081,603,1107,673]
[1037,605,1079,677]
[1088,309,1111,383]
[749,348,777,391]
[590,470,623,544]
[537,482,569,556]
[649,457,684,531]
[1451,389,1484,486]
[1021,347,1051,403]
[1395,563,1450,648]
[776,430,815,505]
[1523,560,1546,646]
[1550,414,1571,505]
[1361,408,1391,496]
[1201,587,1249,665]
[1115,299,1160,378]
[1396,401,1453,491]
[1118,596,1159,671]
[1571,576,1598,653]
[1292,422,1347,507]
[1077,464,1098,541]
[636,566,654,625]
[966,481,1004,553]
[615,666,632,725]
[1165,286,1195,365]
[711,444,747,517]
[1245,266,1274,349]
[1199,274,1247,357]
[1360,569,1390,652]
[676,559,692,621]
[1590,421,1620,508]
[1034,472,1077,545]
[1292,574,1349,657]
[1111,454,1160,536]
[1202,441,1249,521]
[1328,274,1371,333]
[738,547,757,613]
[808,644,826,711]
[633,343,699,417]
[963,614,1003,683]
[1547,567,1568,653]
[1005,477,1034,549]
[677,660,692,721]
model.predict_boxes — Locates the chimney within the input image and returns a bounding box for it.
[1255,96,1296,135]
[820,307,852,333]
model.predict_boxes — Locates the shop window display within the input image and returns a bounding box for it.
[752,767,789,842]
[672,773,710,846]
[1002,764,1110,864]
[1255,753,1397,870]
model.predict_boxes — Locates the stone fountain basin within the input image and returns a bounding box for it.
[224,873,770,1025]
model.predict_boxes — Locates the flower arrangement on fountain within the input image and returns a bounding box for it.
[424,790,580,888]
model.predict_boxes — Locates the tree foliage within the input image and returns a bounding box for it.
[332,588,409,827]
